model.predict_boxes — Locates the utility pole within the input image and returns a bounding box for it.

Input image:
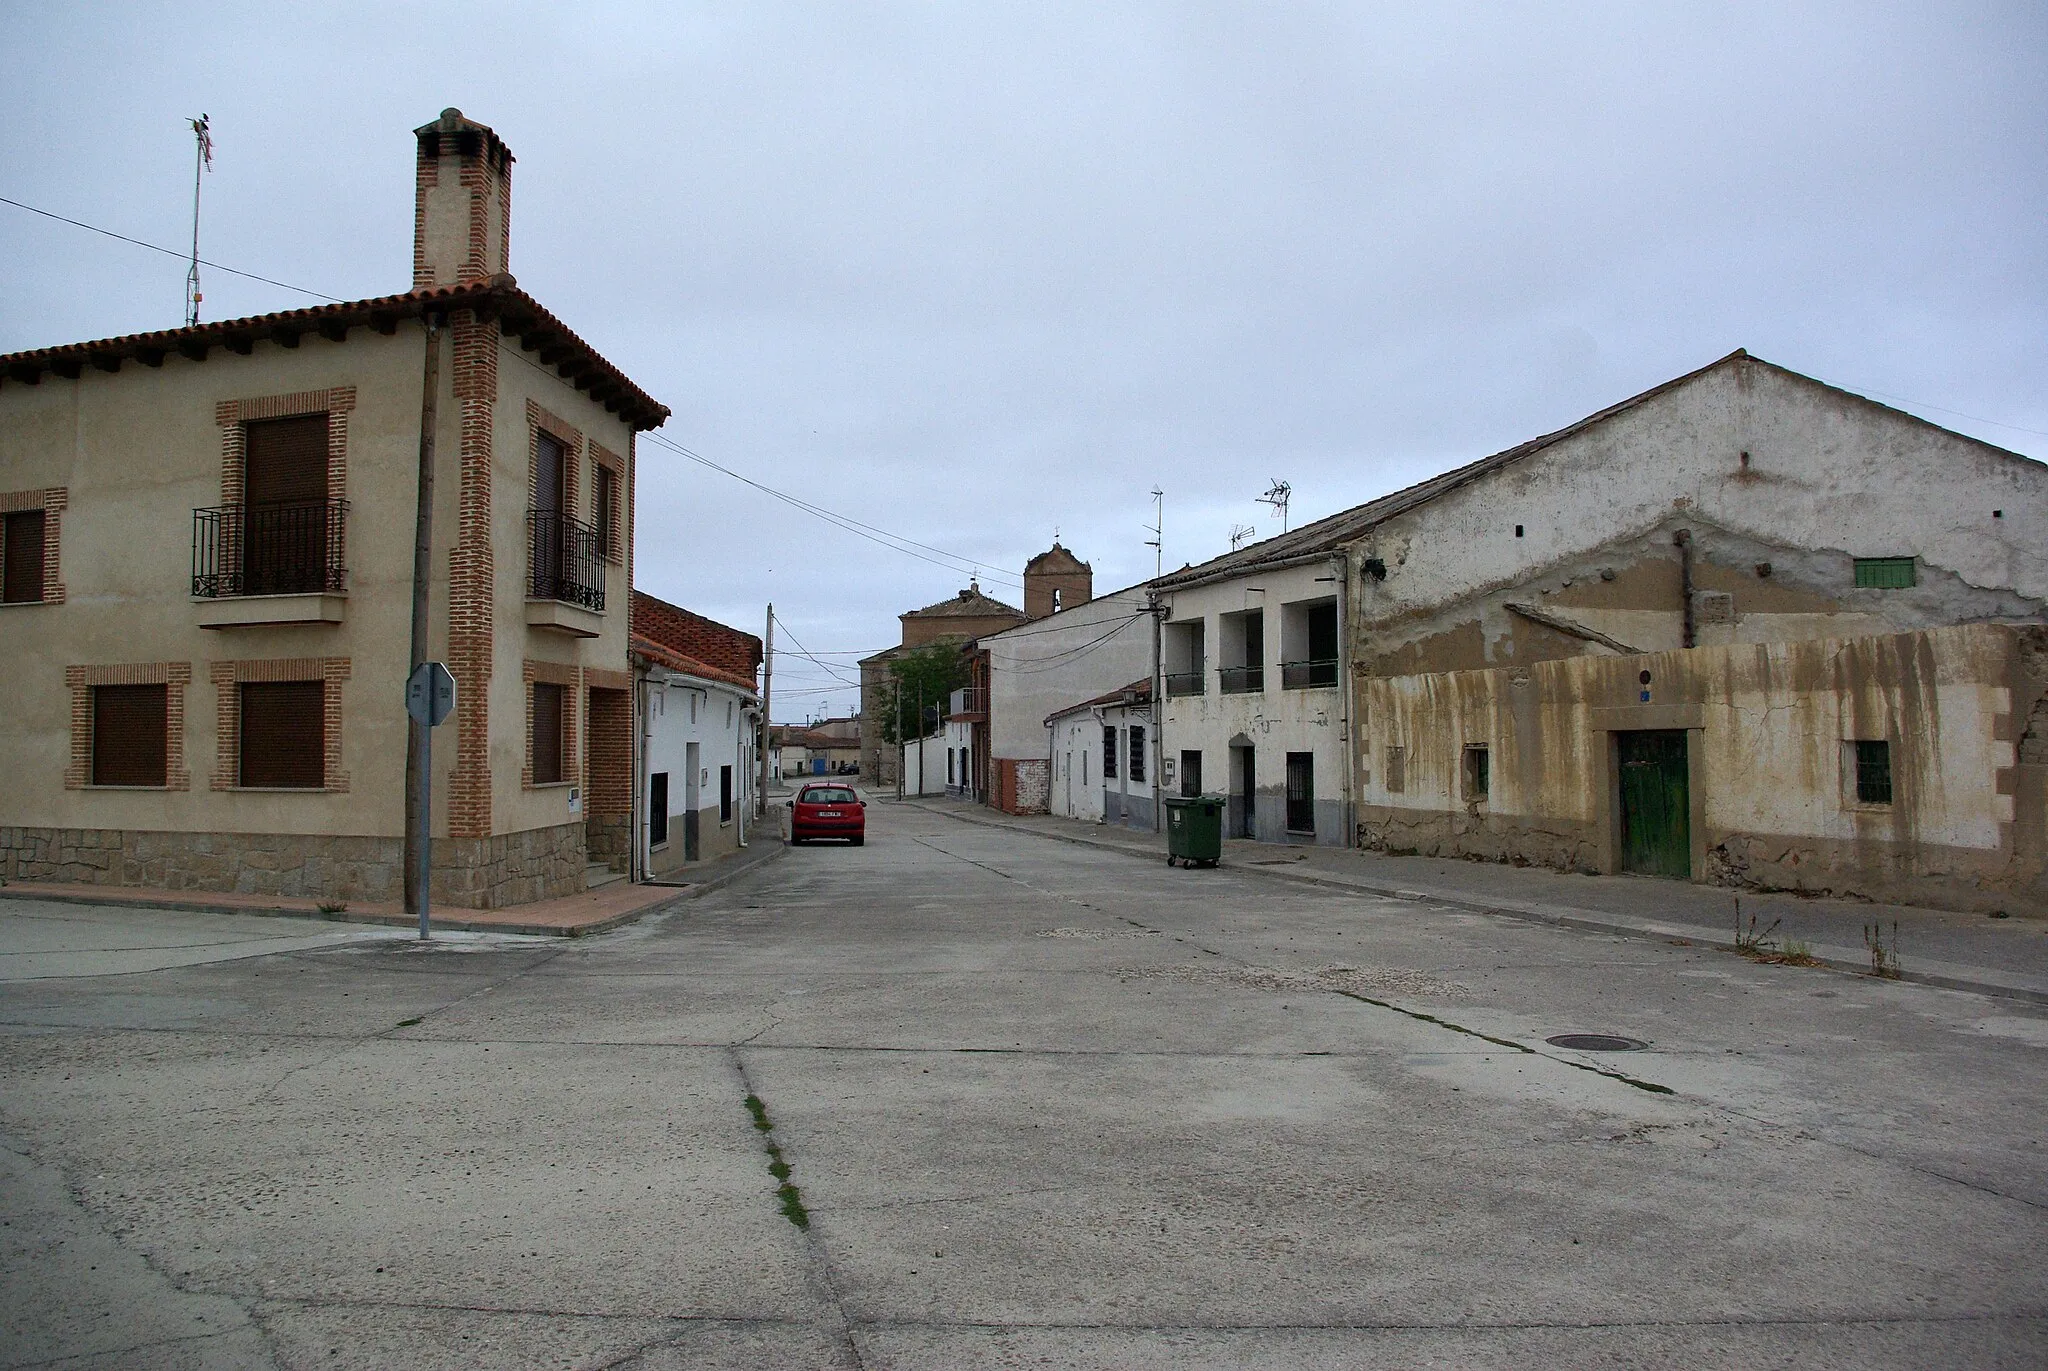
[184,115,212,327]
[1151,592,1164,830]
[757,604,774,815]
[403,315,443,918]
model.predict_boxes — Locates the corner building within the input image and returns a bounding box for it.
[0,108,669,908]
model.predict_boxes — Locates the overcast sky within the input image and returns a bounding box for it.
[5,3,2044,721]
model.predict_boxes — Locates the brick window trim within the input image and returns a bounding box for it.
[208,657,352,792]
[591,441,625,566]
[64,662,191,790]
[522,659,582,789]
[526,399,583,523]
[2,487,69,605]
[215,387,357,512]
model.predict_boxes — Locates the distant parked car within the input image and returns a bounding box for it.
[789,783,865,846]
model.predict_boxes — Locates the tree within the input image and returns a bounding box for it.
[882,641,969,744]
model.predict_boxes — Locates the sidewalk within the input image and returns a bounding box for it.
[902,796,2048,1006]
[0,840,786,938]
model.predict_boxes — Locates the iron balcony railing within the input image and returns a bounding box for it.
[528,508,605,611]
[1218,665,1264,694]
[191,500,349,598]
[1281,658,1339,689]
[1164,669,1206,698]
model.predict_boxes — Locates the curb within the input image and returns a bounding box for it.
[0,841,790,940]
[904,801,2048,1008]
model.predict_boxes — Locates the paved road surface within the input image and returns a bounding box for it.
[3,801,2045,1368]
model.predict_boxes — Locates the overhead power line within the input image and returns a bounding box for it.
[0,193,346,304]
[640,430,1027,589]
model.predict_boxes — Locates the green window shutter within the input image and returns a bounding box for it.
[1854,557,1916,589]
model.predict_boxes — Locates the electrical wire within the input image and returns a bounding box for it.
[641,429,1026,588]
[998,616,1144,674]
[0,194,348,304]
[771,611,859,686]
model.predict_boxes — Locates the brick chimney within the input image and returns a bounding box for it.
[412,108,514,289]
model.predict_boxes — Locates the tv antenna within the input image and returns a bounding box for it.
[184,114,213,327]
[1144,488,1163,579]
[1257,479,1292,532]
[1229,523,1257,551]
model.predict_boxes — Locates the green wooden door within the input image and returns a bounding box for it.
[1618,730,1690,878]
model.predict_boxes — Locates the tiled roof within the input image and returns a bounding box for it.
[1045,677,1153,724]
[904,586,1026,620]
[631,591,762,684]
[630,634,759,694]
[0,275,670,430]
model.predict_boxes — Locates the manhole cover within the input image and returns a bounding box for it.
[1546,1033,1648,1052]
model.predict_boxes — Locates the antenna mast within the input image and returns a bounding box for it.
[1257,479,1292,533]
[184,114,213,327]
[1144,488,1163,579]
[1229,523,1257,551]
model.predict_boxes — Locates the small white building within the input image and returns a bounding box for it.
[1046,679,1157,829]
[630,594,762,879]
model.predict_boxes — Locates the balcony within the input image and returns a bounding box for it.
[1282,658,1339,689]
[948,687,987,721]
[526,509,605,636]
[1164,670,1206,698]
[1218,665,1264,695]
[192,501,348,627]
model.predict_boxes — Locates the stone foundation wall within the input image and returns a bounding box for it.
[0,826,405,902]
[584,815,630,874]
[435,821,587,908]
[0,821,591,910]
[1358,805,1605,875]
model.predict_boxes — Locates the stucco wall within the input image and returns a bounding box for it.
[642,671,753,876]
[1357,623,2048,913]
[984,588,1153,761]
[1158,559,1349,844]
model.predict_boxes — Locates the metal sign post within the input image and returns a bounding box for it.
[404,662,457,939]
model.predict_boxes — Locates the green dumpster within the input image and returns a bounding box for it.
[1163,794,1224,868]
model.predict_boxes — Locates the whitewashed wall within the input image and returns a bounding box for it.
[984,588,1153,762]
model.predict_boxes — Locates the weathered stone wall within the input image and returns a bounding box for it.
[1355,623,2048,915]
[0,819,591,909]
[435,822,587,908]
[0,826,404,902]
[585,814,630,874]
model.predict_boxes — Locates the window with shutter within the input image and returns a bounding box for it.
[239,681,325,788]
[3,509,46,603]
[532,681,565,784]
[92,684,168,786]
[243,415,331,595]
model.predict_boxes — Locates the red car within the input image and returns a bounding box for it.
[789,783,866,846]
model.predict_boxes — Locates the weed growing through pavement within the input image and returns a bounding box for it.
[1729,898,1821,967]
[1864,921,1903,979]
[316,901,348,914]
[744,1094,811,1228]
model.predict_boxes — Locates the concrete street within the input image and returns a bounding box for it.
[3,799,2046,1369]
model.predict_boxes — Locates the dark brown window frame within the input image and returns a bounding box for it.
[238,680,328,789]
[91,684,170,787]
[1,488,66,605]
[532,680,567,785]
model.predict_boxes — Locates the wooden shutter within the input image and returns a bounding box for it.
[245,415,330,505]
[535,433,565,514]
[92,684,168,786]
[3,509,45,603]
[532,682,565,784]
[239,681,326,788]
[595,465,617,561]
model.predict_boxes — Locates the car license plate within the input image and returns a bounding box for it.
[817,810,841,818]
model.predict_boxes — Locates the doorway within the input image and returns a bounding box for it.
[1617,730,1690,878]
[1285,752,1315,835]
[242,414,330,594]
[1180,749,1202,798]
[1232,745,1256,839]
[684,741,701,862]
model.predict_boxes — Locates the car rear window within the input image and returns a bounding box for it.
[802,788,857,804]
